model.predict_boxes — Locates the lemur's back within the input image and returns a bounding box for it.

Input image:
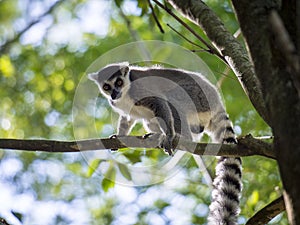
[129,67,224,113]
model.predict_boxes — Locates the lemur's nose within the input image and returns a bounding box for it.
[111,89,121,100]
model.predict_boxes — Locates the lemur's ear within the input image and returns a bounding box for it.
[88,72,98,81]
[120,66,129,76]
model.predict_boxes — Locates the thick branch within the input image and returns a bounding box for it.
[0,135,275,159]
[232,1,300,224]
[246,196,285,225]
[165,0,269,124]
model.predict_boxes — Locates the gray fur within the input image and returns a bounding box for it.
[89,62,242,224]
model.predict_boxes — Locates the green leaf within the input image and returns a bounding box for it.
[66,162,83,176]
[154,199,170,209]
[117,162,132,181]
[137,0,149,16]
[102,163,116,192]
[247,190,260,207]
[86,158,103,177]
[11,211,23,223]
[122,149,143,164]
[101,177,115,192]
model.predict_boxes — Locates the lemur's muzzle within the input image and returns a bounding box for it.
[111,89,121,100]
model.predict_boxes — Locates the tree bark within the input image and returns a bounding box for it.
[231,0,300,224]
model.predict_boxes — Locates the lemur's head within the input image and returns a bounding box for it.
[89,62,130,100]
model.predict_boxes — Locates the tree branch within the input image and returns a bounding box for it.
[152,0,226,61]
[0,218,10,225]
[0,134,275,159]
[118,6,152,61]
[246,196,285,225]
[147,0,165,33]
[164,0,269,125]
[232,1,300,223]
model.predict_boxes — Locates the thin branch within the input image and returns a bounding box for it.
[0,218,10,225]
[119,8,141,41]
[151,0,227,62]
[119,7,152,61]
[192,155,213,184]
[216,66,231,89]
[147,0,165,33]
[0,0,64,54]
[246,196,285,225]
[166,23,205,49]
[0,134,275,159]
[167,23,211,54]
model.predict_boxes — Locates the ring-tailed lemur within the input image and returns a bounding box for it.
[89,62,242,225]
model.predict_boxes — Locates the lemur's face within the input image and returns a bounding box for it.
[89,64,130,101]
[101,75,127,100]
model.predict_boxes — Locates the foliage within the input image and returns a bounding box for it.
[0,0,286,224]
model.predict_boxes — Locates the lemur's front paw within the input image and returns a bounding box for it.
[109,134,118,151]
[160,135,176,156]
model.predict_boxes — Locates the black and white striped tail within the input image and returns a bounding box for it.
[208,113,242,225]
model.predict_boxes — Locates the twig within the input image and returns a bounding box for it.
[246,196,285,225]
[147,0,165,33]
[0,134,275,159]
[216,66,231,89]
[167,22,211,53]
[0,0,64,54]
[0,218,10,225]
[119,7,152,61]
[151,0,227,63]
[119,8,140,41]
[166,23,205,49]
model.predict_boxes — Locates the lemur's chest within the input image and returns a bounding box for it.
[110,94,154,120]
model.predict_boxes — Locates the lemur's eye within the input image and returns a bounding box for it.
[103,83,111,91]
[115,78,123,87]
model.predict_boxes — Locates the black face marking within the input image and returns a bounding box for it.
[115,78,123,87]
[108,70,123,81]
[103,83,111,91]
